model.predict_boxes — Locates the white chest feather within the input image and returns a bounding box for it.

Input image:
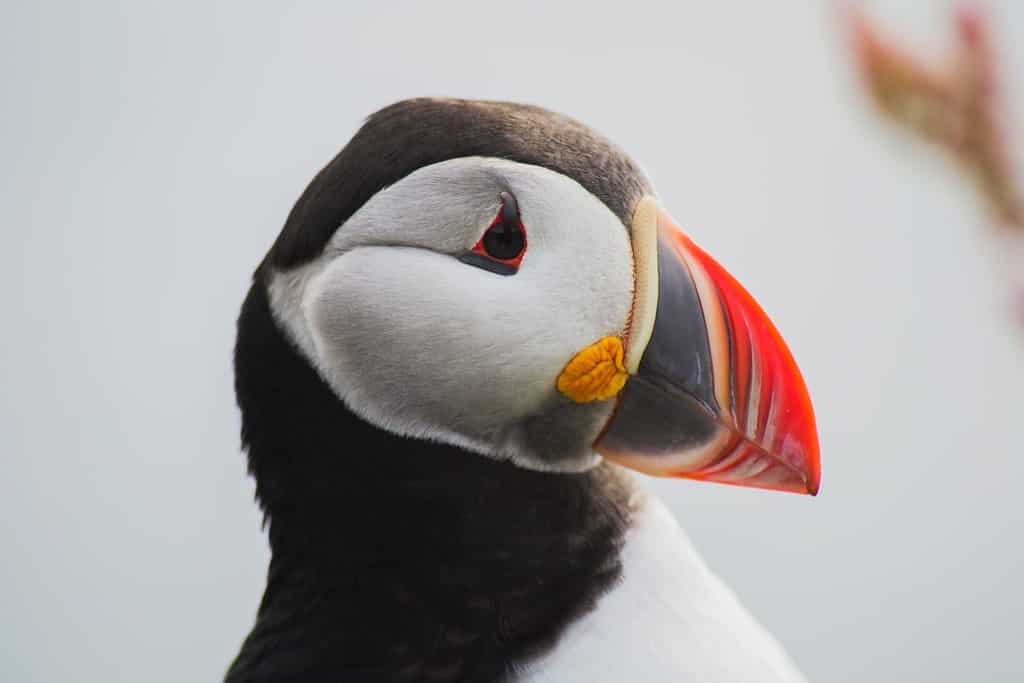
[519,493,807,683]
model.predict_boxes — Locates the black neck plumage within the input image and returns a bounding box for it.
[226,282,634,683]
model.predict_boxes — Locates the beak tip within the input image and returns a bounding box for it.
[806,477,820,497]
[795,437,821,496]
[803,435,822,497]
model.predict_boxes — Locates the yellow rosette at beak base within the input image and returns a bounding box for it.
[556,336,630,403]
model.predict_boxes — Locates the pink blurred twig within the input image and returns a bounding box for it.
[847,3,1023,230]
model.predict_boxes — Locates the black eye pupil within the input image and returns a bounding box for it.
[483,221,524,260]
[482,191,525,261]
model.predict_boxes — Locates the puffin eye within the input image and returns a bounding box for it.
[458,192,527,276]
[482,192,525,260]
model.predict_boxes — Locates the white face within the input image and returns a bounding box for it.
[267,157,636,471]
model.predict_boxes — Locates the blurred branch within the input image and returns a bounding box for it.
[848,4,1023,230]
[846,3,1024,329]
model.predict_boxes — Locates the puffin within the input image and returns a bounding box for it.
[228,97,821,683]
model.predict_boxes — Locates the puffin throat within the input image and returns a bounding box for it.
[228,281,636,683]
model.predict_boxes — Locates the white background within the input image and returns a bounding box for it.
[3,1,1022,681]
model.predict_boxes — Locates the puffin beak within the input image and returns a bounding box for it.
[592,198,821,495]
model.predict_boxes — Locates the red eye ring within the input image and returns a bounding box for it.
[459,192,527,276]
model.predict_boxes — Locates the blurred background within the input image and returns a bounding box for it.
[2,1,1021,681]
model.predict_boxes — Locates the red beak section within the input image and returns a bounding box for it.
[671,221,821,494]
[595,206,821,495]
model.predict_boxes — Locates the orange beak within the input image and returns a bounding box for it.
[594,200,821,495]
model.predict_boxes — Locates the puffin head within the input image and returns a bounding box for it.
[255,97,820,495]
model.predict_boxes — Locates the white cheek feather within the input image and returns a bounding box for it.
[267,157,634,470]
[520,487,808,683]
[303,245,549,457]
[266,262,326,366]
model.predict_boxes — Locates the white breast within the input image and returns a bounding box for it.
[519,490,807,683]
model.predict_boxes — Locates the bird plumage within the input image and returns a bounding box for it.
[523,496,807,683]
[230,283,634,682]
[229,97,816,682]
